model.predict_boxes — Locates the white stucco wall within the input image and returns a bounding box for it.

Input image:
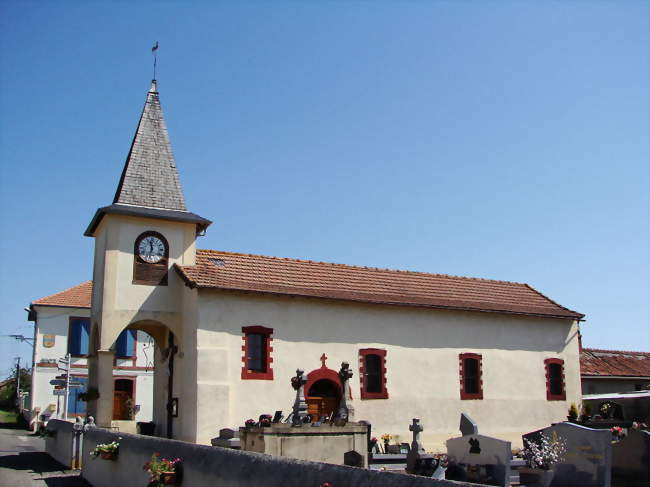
[30,305,155,422]
[192,290,581,450]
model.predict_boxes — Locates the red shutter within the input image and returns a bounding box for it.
[359,348,388,399]
[241,326,274,380]
[544,358,566,401]
[459,353,483,400]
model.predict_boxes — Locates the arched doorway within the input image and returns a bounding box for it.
[306,378,341,421]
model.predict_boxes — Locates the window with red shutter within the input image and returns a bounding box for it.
[544,358,566,400]
[359,348,388,399]
[241,326,274,380]
[459,353,483,400]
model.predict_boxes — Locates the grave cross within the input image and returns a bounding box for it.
[410,418,425,453]
[320,353,328,368]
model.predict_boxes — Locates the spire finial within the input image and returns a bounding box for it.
[151,41,159,81]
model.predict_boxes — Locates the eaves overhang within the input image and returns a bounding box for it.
[84,204,212,237]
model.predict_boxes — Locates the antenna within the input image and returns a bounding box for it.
[151,41,159,80]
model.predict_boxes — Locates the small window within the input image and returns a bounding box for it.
[68,318,90,357]
[359,349,388,399]
[545,358,566,401]
[241,326,273,380]
[115,330,137,358]
[459,353,483,400]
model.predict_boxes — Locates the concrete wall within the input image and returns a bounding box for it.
[81,427,472,487]
[582,378,650,395]
[44,419,74,468]
[193,290,581,450]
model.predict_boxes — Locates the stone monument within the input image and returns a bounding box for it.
[291,368,309,425]
[336,361,354,422]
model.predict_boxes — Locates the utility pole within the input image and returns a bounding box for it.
[14,357,21,409]
[59,354,71,421]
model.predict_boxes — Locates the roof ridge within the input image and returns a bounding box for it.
[196,249,528,286]
[32,280,92,304]
[583,348,650,356]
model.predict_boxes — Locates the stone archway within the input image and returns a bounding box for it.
[305,355,342,421]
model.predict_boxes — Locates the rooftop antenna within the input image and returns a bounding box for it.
[152,41,159,81]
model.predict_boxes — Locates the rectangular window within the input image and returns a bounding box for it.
[359,348,388,399]
[116,330,137,358]
[459,353,483,400]
[545,358,566,400]
[68,318,90,357]
[241,326,273,380]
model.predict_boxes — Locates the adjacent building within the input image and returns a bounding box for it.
[581,348,650,395]
[27,281,154,427]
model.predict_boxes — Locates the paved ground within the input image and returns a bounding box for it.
[0,422,89,487]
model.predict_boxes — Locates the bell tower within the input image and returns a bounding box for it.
[84,80,211,429]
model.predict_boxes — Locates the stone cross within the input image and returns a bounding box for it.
[336,361,355,421]
[320,353,328,368]
[410,418,425,453]
[291,369,308,425]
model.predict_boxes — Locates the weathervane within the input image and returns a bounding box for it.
[152,41,159,80]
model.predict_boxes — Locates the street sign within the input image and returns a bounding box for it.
[50,379,66,386]
[53,389,66,396]
[68,383,83,389]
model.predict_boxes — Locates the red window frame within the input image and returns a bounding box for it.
[241,326,273,380]
[359,348,388,399]
[459,353,483,400]
[544,358,566,401]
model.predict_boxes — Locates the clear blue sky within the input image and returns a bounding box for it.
[1,1,648,379]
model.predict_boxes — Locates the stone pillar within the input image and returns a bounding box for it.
[94,350,115,427]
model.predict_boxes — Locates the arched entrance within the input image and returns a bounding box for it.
[307,379,341,421]
[304,354,342,421]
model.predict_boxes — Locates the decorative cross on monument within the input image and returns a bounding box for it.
[290,369,308,425]
[320,353,328,368]
[410,418,425,453]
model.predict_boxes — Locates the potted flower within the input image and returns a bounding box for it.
[610,426,624,441]
[259,414,272,427]
[143,452,181,486]
[90,438,121,460]
[244,418,256,428]
[520,433,567,487]
[567,403,579,422]
[380,433,392,453]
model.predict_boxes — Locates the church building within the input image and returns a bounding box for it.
[83,79,584,449]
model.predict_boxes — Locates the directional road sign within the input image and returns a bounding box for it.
[53,389,66,396]
[50,379,66,386]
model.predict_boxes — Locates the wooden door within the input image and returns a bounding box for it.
[306,396,339,422]
[113,391,130,420]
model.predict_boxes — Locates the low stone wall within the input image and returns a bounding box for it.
[45,419,74,468]
[82,428,475,487]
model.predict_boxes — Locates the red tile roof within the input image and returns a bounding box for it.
[32,281,92,309]
[175,250,584,320]
[581,348,650,378]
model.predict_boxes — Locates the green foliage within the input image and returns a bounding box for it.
[568,403,579,421]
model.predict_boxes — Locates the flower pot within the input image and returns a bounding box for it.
[519,467,554,487]
[159,472,177,485]
[100,451,117,461]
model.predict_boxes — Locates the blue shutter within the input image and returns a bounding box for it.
[68,319,89,356]
[68,377,88,415]
[116,330,136,357]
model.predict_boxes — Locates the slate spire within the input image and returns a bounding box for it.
[113,80,187,211]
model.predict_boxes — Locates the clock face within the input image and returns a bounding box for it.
[138,235,166,263]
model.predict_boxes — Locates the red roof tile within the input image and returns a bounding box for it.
[175,250,584,320]
[581,348,650,378]
[32,281,92,309]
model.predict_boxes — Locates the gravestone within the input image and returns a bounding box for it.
[611,429,649,487]
[405,418,439,476]
[290,369,309,425]
[272,411,283,423]
[344,450,364,467]
[523,422,612,487]
[446,414,511,487]
[337,362,355,421]
[211,427,241,449]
